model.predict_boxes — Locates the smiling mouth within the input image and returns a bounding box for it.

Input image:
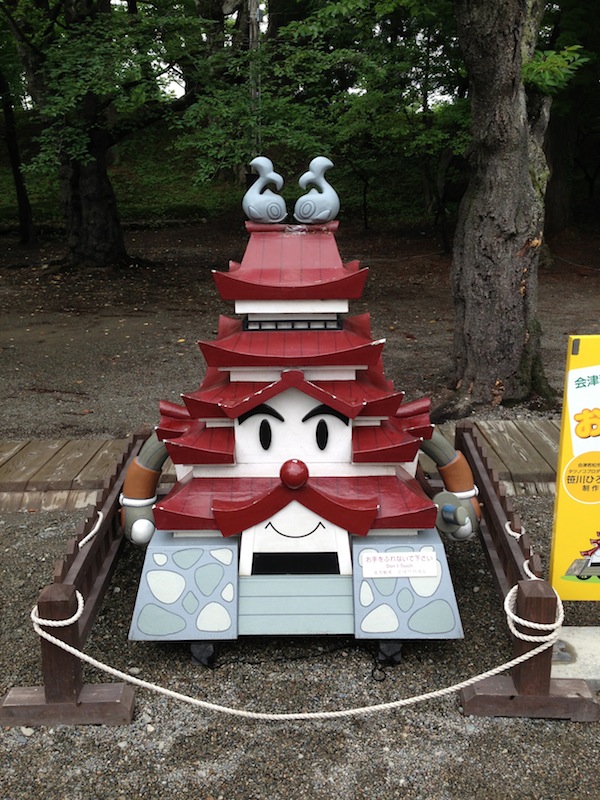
[265,521,325,539]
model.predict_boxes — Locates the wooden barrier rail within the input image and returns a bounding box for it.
[0,436,144,726]
[455,421,599,721]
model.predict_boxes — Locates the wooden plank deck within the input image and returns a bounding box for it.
[0,419,559,512]
[420,419,560,497]
[0,438,176,512]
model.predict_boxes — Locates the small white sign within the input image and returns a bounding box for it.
[362,551,437,579]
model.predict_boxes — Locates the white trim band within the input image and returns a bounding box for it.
[452,487,479,500]
[119,493,157,508]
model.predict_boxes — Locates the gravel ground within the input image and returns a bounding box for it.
[1,224,599,799]
[1,498,598,800]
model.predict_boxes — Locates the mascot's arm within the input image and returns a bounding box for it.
[120,433,169,545]
[420,428,481,541]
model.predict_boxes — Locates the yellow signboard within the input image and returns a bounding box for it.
[550,335,600,600]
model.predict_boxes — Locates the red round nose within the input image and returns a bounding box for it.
[280,459,309,489]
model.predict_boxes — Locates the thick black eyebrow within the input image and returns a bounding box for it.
[238,404,285,425]
[301,404,349,425]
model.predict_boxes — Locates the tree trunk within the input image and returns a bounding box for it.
[451,0,551,407]
[7,1,129,268]
[0,67,36,245]
[544,108,578,238]
[59,132,128,268]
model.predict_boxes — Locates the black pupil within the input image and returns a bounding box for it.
[316,419,328,450]
[259,419,272,450]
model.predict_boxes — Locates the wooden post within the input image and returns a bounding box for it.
[511,579,555,696]
[38,583,83,704]
[1,580,135,725]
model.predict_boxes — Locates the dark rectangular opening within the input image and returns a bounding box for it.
[252,552,340,575]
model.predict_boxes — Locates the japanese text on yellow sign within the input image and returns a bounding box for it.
[550,335,600,600]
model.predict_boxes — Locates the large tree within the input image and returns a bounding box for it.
[1,0,241,267]
[3,0,129,266]
[450,0,552,408]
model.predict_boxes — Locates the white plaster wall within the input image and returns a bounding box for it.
[234,387,352,466]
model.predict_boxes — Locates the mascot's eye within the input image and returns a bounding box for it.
[316,419,328,450]
[259,419,272,450]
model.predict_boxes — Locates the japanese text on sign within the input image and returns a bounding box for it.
[574,374,600,390]
[563,455,600,503]
[362,551,437,579]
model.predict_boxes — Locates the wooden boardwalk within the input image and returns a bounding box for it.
[0,419,561,512]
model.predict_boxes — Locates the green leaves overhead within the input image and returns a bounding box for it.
[6,0,597,234]
[522,44,589,94]
[175,0,469,192]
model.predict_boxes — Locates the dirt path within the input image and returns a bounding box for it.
[1,223,599,438]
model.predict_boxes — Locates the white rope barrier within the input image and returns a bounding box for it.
[31,590,85,627]
[504,521,524,540]
[30,587,563,722]
[502,522,540,580]
[522,558,540,581]
[78,511,104,549]
[503,584,564,643]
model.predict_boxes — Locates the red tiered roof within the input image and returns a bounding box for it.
[199,313,384,370]
[212,221,368,301]
[352,421,422,464]
[158,385,432,467]
[154,218,437,532]
[180,370,403,421]
[163,420,234,465]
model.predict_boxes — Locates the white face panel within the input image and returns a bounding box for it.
[257,502,336,544]
[234,388,352,466]
[238,500,352,575]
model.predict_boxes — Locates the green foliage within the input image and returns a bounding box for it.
[3,0,242,170]
[0,154,61,224]
[173,40,352,184]
[0,122,238,225]
[0,0,472,231]
[522,44,589,94]
[109,126,239,220]
[5,0,597,240]
[172,0,470,226]
[28,119,93,175]
[0,19,24,97]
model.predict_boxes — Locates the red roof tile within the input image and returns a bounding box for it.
[181,369,405,420]
[164,420,234,465]
[352,420,422,463]
[199,315,384,369]
[212,221,368,300]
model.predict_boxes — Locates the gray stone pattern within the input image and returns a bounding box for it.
[129,531,239,641]
[351,530,463,640]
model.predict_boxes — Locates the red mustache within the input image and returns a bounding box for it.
[212,459,379,537]
[155,459,437,535]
